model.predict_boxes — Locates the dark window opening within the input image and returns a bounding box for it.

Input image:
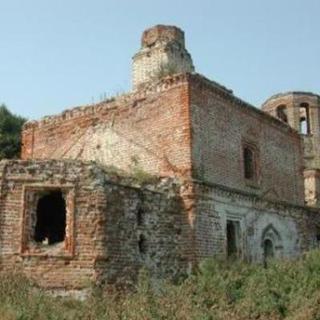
[300,103,310,135]
[243,146,256,180]
[263,239,274,259]
[316,227,320,247]
[276,105,288,123]
[34,190,66,245]
[136,207,144,226]
[227,220,240,258]
[138,234,147,254]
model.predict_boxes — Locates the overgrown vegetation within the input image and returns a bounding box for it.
[2,251,320,319]
[102,159,159,186]
[129,155,159,185]
[0,104,26,160]
[151,62,180,81]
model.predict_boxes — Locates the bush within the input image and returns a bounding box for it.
[2,251,320,319]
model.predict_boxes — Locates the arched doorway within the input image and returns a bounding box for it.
[263,239,274,259]
[226,220,241,258]
[261,224,282,263]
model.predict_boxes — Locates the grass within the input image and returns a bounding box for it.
[2,251,320,319]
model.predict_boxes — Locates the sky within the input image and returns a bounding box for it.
[0,0,319,120]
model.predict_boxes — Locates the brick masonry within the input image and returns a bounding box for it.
[132,25,194,90]
[22,75,193,179]
[191,180,320,263]
[190,75,305,206]
[22,73,306,206]
[0,160,193,289]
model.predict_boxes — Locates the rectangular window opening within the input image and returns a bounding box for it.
[243,145,257,181]
[21,185,74,257]
[226,220,241,258]
[34,190,66,245]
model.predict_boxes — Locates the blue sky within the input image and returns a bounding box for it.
[0,0,319,120]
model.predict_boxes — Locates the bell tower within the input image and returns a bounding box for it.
[262,92,320,206]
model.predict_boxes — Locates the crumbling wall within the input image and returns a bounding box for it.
[0,160,107,289]
[0,160,192,289]
[0,159,317,290]
[132,25,194,90]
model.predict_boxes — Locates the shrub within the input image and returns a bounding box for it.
[2,251,320,319]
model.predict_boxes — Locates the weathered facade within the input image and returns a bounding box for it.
[0,160,191,289]
[1,25,320,290]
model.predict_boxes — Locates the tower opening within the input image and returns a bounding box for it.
[300,103,310,135]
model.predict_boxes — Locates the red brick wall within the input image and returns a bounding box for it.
[0,160,192,289]
[0,160,104,289]
[21,73,307,206]
[189,75,305,205]
[22,75,192,179]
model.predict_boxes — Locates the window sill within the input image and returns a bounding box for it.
[21,241,74,258]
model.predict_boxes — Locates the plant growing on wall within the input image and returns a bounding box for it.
[151,62,180,81]
[129,155,158,185]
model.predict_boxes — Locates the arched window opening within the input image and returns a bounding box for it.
[34,190,66,245]
[300,103,310,135]
[243,146,256,180]
[276,105,288,123]
[227,220,240,258]
[263,239,274,259]
[138,234,147,255]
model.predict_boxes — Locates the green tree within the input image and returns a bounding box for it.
[0,104,27,160]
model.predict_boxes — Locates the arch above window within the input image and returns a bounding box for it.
[261,224,282,244]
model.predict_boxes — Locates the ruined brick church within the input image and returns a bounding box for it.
[1,25,320,290]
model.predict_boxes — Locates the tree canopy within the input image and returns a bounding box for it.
[0,104,27,160]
